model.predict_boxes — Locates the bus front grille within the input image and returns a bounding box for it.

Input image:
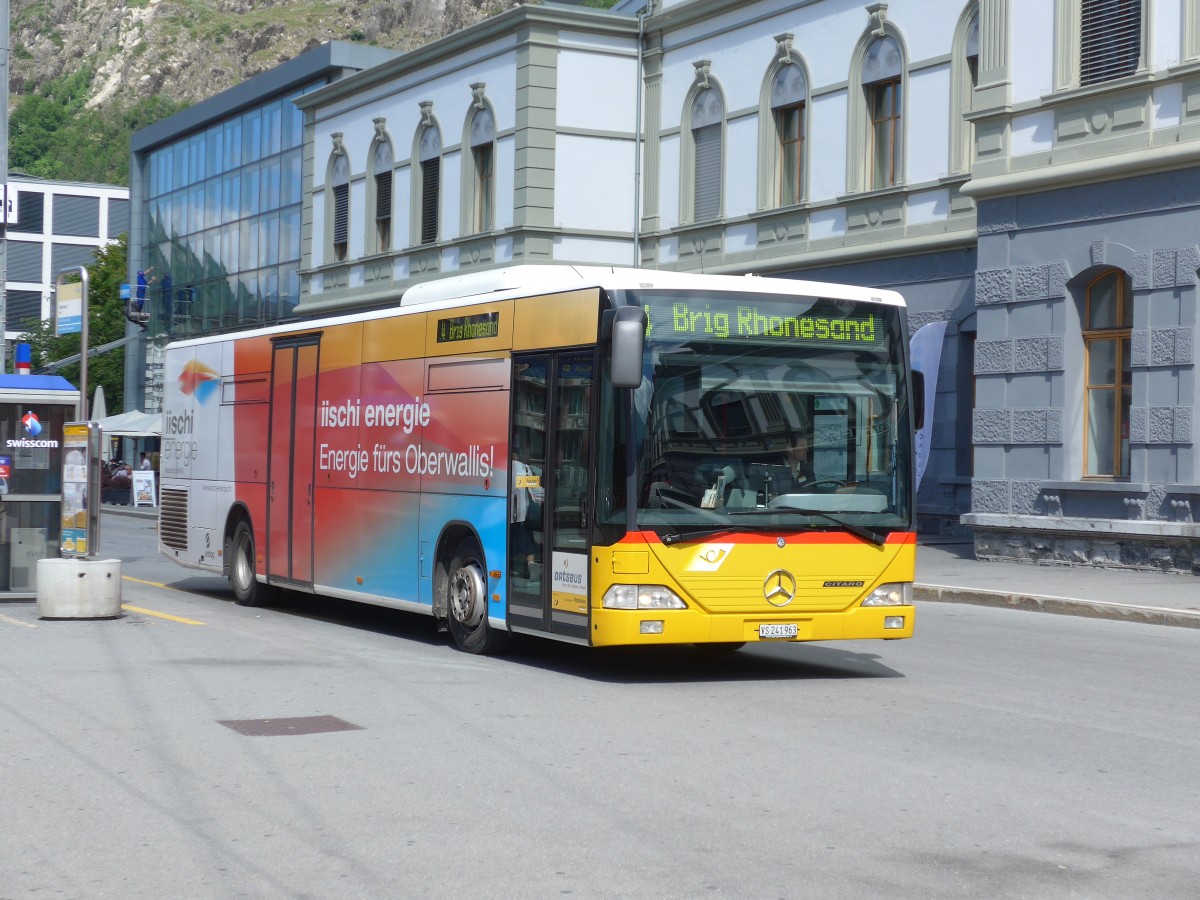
[160,489,188,551]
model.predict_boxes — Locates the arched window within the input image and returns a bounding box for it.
[771,64,807,206]
[416,123,442,245]
[371,138,394,254]
[1083,270,1132,478]
[469,106,495,233]
[950,6,980,175]
[691,88,724,222]
[330,149,350,263]
[863,36,903,189]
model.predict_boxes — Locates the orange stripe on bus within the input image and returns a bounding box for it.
[617,530,916,545]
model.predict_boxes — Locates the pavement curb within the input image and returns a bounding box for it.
[916,584,1200,629]
[101,506,158,520]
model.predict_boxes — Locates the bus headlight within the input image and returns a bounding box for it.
[603,584,687,610]
[861,582,912,607]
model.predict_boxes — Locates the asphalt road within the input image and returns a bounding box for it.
[1,514,1198,899]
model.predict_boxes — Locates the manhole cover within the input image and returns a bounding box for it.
[219,715,363,737]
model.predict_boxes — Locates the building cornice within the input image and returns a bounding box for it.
[655,227,977,276]
[962,141,1200,200]
[294,6,639,112]
[645,0,819,34]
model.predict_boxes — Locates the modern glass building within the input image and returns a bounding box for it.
[141,89,308,336]
[126,42,400,413]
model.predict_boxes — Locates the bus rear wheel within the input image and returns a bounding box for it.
[445,538,507,655]
[229,519,272,607]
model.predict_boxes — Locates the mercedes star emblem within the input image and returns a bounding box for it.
[763,569,797,607]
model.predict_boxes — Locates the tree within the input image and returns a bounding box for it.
[19,234,131,413]
[9,69,186,184]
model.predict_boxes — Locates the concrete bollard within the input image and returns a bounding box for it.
[36,558,123,619]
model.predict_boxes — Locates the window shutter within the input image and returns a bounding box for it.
[421,158,440,244]
[1080,0,1141,86]
[693,124,721,222]
[6,290,42,331]
[333,184,349,244]
[52,194,101,237]
[376,171,392,220]
[6,240,43,283]
[10,191,45,234]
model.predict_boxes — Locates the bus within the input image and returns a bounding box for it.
[159,266,920,654]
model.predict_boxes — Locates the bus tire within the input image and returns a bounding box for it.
[444,538,508,655]
[229,519,271,607]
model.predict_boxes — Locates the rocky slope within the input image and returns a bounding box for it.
[10,0,522,110]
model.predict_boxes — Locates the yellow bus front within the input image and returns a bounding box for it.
[590,532,915,646]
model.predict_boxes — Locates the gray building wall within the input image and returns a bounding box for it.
[964,166,1200,573]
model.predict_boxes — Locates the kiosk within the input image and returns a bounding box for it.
[0,375,81,596]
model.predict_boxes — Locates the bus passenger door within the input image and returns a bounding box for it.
[508,351,593,641]
[267,336,320,586]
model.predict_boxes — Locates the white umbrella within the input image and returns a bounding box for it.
[92,385,107,420]
[94,410,161,437]
[92,387,110,460]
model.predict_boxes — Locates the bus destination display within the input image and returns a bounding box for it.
[436,311,500,343]
[641,295,884,349]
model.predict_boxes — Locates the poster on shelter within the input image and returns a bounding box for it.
[133,470,157,507]
[61,424,91,556]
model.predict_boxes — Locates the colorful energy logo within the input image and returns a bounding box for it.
[178,360,219,404]
[21,411,42,436]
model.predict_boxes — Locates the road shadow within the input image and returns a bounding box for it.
[173,579,450,649]
[162,578,906,682]
[494,638,904,683]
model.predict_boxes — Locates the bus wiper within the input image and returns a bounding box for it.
[730,506,887,547]
[661,524,740,546]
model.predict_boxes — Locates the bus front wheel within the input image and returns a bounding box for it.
[229,519,271,607]
[445,539,507,655]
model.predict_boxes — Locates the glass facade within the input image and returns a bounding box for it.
[142,84,320,339]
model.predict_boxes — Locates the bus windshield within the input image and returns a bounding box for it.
[599,288,914,537]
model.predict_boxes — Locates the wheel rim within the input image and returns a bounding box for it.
[449,559,486,628]
[234,533,254,594]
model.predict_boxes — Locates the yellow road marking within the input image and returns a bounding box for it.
[0,612,36,628]
[120,605,206,626]
[123,575,176,591]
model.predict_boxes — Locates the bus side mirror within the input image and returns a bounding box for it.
[912,369,926,430]
[610,307,646,389]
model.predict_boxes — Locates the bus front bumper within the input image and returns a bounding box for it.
[589,604,914,647]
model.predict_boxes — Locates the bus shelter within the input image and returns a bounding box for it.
[0,375,81,596]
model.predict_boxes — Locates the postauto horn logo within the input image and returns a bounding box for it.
[178,359,219,404]
[22,411,41,437]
